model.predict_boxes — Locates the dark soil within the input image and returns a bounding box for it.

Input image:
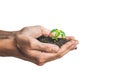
[37,35,69,47]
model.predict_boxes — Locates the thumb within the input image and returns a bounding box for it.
[29,38,60,53]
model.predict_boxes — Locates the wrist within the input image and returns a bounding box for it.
[0,30,19,39]
[0,31,20,56]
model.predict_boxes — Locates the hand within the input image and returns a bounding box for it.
[14,25,78,65]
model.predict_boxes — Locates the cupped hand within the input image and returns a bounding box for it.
[14,25,78,65]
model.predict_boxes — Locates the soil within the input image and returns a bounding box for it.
[37,35,69,47]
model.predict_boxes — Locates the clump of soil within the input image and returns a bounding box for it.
[37,35,69,47]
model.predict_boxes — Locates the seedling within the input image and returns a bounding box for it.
[51,29,66,41]
[37,28,75,47]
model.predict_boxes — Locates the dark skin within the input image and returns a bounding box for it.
[0,25,78,66]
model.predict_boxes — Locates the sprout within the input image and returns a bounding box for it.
[51,29,66,41]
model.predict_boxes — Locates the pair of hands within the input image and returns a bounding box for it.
[14,25,78,66]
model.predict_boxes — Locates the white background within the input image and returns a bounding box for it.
[0,0,120,80]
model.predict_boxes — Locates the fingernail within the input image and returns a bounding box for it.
[71,40,75,43]
[75,40,79,44]
[75,47,77,49]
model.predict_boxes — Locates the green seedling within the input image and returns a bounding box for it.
[51,29,66,41]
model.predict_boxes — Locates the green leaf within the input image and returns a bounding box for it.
[51,29,57,33]
[51,28,66,40]
[55,31,60,37]
[60,31,66,38]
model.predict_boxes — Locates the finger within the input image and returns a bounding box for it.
[21,25,51,38]
[33,40,78,65]
[58,40,76,53]
[30,38,59,53]
[36,52,58,65]
[16,34,59,53]
[49,32,55,37]
[40,26,51,37]
[66,37,79,47]
[70,40,79,50]
[66,36,75,40]
[61,42,77,54]
[56,40,78,58]
[34,40,78,65]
